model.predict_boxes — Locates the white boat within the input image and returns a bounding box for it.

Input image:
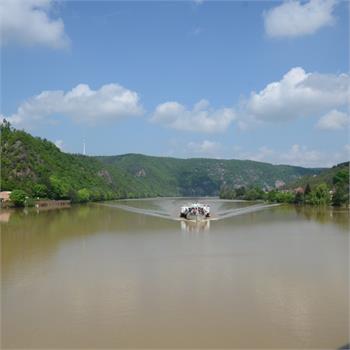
[180,203,210,220]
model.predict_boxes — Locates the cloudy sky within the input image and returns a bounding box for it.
[1,0,349,167]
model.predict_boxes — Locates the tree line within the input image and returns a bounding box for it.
[219,168,349,207]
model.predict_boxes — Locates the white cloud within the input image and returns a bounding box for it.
[264,0,336,38]
[233,144,349,168]
[187,140,222,157]
[278,144,324,167]
[241,67,348,123]
[247,146,276,162]
[316,109,350,130]
[5,83,144,127]
[151,99,236,133]
[0,0,69,49]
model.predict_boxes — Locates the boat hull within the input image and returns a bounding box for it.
[186,213,206,221]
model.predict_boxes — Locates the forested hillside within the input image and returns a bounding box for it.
[289,161,349,188]
[219,161,349,206]
[1,121,324,202]
[97,154,321,196]
[0,121,154,201]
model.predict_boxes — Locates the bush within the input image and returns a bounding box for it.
[275,191,294,203]
[245,188,261,200]
[10,190,28,207]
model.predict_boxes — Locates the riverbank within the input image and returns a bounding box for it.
[220,182,349,208]
[1,197,71,209]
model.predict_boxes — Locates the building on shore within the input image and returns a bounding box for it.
[0,191,12,203]
[293,187,305,194]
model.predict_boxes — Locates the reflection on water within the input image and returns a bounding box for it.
[1,199,349,349]
[295,205,350,228]
[181,218,210,233]
[0,210,11,223]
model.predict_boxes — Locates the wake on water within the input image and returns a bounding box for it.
[97,200,280,222]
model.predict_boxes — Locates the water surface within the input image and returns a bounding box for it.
[1,198,349,348]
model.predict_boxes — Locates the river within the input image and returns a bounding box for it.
[1,198,349,348]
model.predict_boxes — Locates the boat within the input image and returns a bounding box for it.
[180,203,210,221]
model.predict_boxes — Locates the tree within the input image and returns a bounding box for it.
[245,187,263,200]
[332,169,349,206]
[1,119,12,135]
[219,186,236,199]
[49,176,71,199]
[247,189,256,200]
[294,191,304,204]
[235,186,246,198]
[10,190,27,207]
[308,183,331,205]
[304,183,311,195]
[68,188,78,202]
[304,183,312,203]
[332,186,347,207]
[275,191,294,203]
[333,169,349,186]
[32,184,48,198]
[77,188,90,203]
[267,190,277,202]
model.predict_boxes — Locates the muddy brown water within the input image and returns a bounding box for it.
[1,198,349,348]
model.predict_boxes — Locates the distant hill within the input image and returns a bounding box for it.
[96,154,322,196]
[1,122,325,200]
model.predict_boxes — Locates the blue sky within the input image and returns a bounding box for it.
[1,0,349,167]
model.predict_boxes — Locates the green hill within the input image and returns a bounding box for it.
[288,161,349,189]
[1,122,325,201]
[0,121,152,200]
[96,154,322,196]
